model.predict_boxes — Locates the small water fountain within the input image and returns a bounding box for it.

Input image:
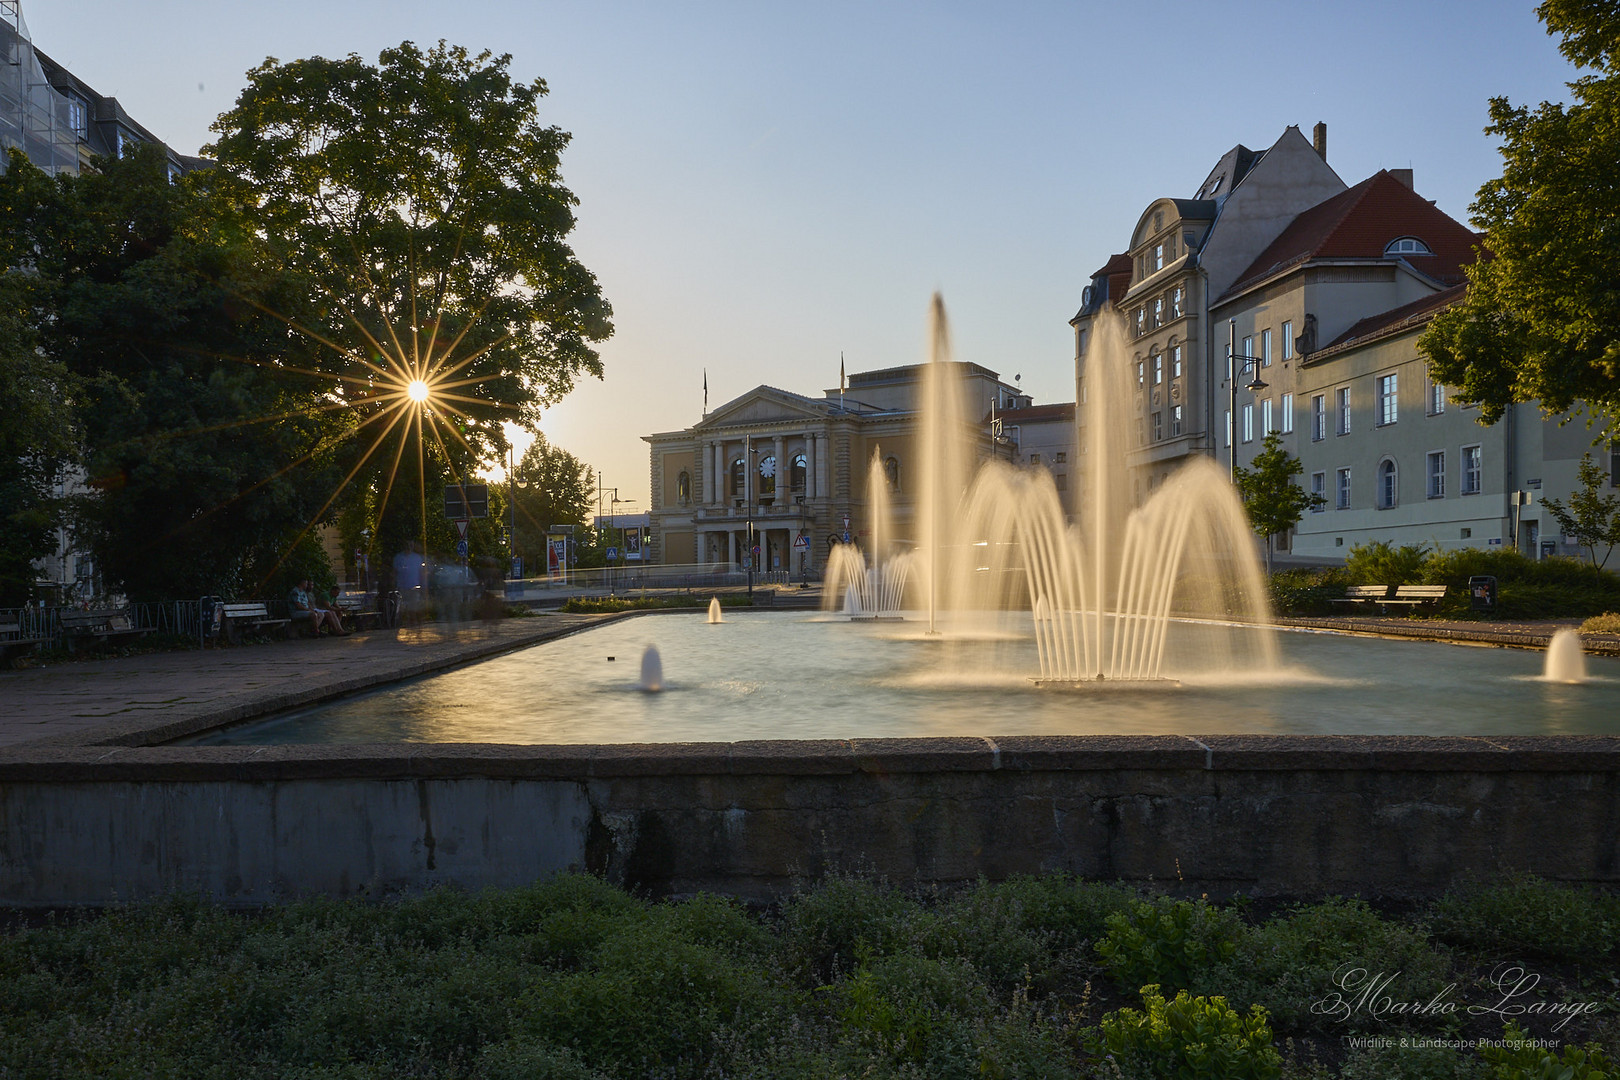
[639,645,664,691]
[1544,628,1588,683]
[707,597,723,624]
[822,456,914,620]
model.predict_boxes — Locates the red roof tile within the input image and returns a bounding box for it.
[1222,171,1481,299]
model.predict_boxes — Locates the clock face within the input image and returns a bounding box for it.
[759,456,776,478]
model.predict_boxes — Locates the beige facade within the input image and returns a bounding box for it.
[644,363,1065,578]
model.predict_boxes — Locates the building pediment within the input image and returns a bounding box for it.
[694,386,829,431]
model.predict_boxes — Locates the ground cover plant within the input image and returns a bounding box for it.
[559,593,761,614]
[1,874,1616,1078]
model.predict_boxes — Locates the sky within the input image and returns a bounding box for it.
[27,0,1581,513]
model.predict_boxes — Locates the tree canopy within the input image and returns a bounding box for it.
[1542,452,1620,567]
[1419,0,1620,423]
[1233,432,1322,571]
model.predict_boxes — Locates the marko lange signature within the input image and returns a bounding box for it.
[1310,964,1602,1032]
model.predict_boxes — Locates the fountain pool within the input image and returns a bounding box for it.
[187,610,1620,745]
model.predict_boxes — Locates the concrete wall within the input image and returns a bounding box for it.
[4,735,1619,907]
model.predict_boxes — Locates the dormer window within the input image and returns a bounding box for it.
[1203,175,1223,197]
[1385,236,1431,256]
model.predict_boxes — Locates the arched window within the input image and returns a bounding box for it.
[1385,236,1431,256]
[1377,458,1399,509]
[758,455,777,496]
[730,457,745,498]
[884,456,900,492]
[791,453,807,492]
[676,470,691,507]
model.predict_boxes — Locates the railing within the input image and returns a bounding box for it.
[1,598,218,652]
[526,563,799,594]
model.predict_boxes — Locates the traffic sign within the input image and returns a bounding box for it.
[454,518,469,540]
[794,533,810,549]
[751,544,760,556]
[605,546,618,560]
[456,539,469,558]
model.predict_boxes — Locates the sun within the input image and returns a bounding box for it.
[406,378,430,403]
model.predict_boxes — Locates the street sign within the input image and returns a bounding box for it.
[454,518,469,540]
[605,546,618,560]
[794,533,810,550]
[456,539,469,558]
[443,484,488,519]
[751,544,760,556]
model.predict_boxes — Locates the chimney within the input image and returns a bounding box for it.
[1313,122,1327,161]
[1390,168,1414,189]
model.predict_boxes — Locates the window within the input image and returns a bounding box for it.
[730,457,746,498]
[1427,451,1445,499]
[1152,351,1163,385]
[1282,321,1294,361]
[1377,459,1398,509]
[1226,342,1234,381]
[1171,287,1184,318]
[1385,236,1432,255]
[1261,398,1273,434]
[676,470,692,507]
[1261,329,1273,366]
[1311,394,1325,441]
[1242,335,1254,364]
[1427,378,1446,415]
[1462,445,1482,494]
[1152,298,1163,327]
[1054,452,1067,463]
[1336,387,1351,435]
[1224,410,1232,448]
[1171,405,1183,437]
[67,96,88,137]
[1136,359,1145,387]
[1152,412,1163,441]
[1055,474,1068,491]
[759,455,777,496]
[1242,403,1254,443]
[1281,393,1294,434]
[1029,453,1041,466]
[791,453,808,492]
[1153,244,1164,271]
[1377,373,1398,425]
[1171,343,1183,378]
[1336,468,1352,510]
[1135,308,1145,336]
[1311,471,1326,512]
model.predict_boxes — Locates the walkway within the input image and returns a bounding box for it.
[0,613,621,750]
[1277,615,1620,656]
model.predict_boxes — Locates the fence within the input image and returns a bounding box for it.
[0,598,295,652]
[535,563,796,593]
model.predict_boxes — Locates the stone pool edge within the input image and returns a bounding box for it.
[3,734,1618,907]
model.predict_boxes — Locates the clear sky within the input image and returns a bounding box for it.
[27,1,1579,512]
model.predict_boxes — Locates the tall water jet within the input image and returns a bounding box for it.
[707,597,723,624]
[1544,628,1587,682]
[639,645,664,691]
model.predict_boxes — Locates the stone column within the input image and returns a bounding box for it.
[806,433,817,499]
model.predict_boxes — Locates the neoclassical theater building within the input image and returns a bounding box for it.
[643,363,1073,580]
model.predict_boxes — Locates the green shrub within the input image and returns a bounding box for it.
[1089,985,1281,1080]
[1479,1022,1613,1080]
[781,877,922,985]
[1337,1039,1488,1080]
[1581,612,1620,633]
[1269,567,1352,615]
[838,954,989,1069]
[1346,541,1431,585]
[1219,898,1453,1034]
[1431,876,1617,961]
[1096,897,1244,994]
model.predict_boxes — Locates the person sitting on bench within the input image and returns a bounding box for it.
[289,579,348,636]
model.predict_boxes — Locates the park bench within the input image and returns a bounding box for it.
[0,618,49,663]
[58,608,156,653]
[220,603,291,644]
[1329,585,1391,607]
[1386,584,1449,608]
[334,593,384,632]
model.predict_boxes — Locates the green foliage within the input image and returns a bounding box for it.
[1268,566,1352,615]
[1418,2,1620,421]
[558,593,759,613]
[1219,898,1453,1033]
[1581,612,1620,633]
[1234,432,1323,568]
[1423,548,1620,618]
[507,433,595,570]
[781,876,921,985]
[1096,897,1244,994]
[1431,875,1619,961]
[1542,453,1620,568]
[1346,540,1432,586]
[1479,1022,1613,1080]
[1338,1039,1489,1080]
[1091,985,1282,1080]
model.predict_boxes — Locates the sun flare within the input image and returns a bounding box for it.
[406,378,431,403]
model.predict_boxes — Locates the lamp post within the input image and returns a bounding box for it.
[746,437,756,602]
[600,485,621,595]
[1226,318,1269,484]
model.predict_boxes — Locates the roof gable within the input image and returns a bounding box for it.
[694,385,830,430]
[1223,171,1480,298]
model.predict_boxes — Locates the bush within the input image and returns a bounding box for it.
[1090,985,1281,1080]
[1346,541,1431,586]
[780,876,922,985]
[1580,611,1620,633]
[1337,1039,1488,1080]
[1431,876,1618,961]
[1218,898,1452,1034]
[1095,897,1244,994]
[1269,567,1352,615]
[1479,1022,1613,1080]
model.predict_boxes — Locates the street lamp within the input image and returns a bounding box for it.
[746,437,756,602]
[1226,318,1269,484]
[507,444,527,586]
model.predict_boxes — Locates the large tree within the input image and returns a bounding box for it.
[504,432,595,569]
[1419,0,1620,423]
[206,41,613,563]
[0,145,341,601]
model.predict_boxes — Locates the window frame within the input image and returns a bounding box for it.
[1336,387,1352,436]
[1281,392,1294,434]
[1311,394,1326,442]
[1377,373,1399,426]
[1242,402,1254,444]
[1336,467,1352,510]
[1310,471,1326,513]
[1260,328,1273,367]
[1426,450,1445,499]
[1461,444,1483,495]
[1282,321,1294,361]
[1376,457,1398,509]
